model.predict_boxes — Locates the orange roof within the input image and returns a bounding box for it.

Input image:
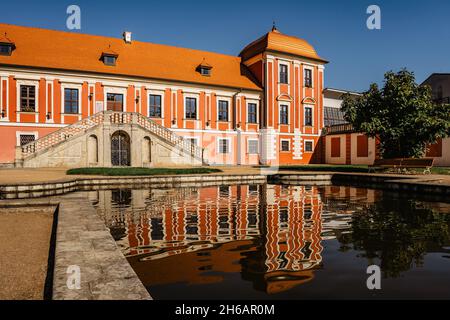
[240,27,328,63]
[0,23,261,91]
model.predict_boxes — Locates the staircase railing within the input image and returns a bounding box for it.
[20,112,105,157]
[135,113,204,162]
[19,111,205,163]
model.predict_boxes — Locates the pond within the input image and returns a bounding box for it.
[88,183,450,299]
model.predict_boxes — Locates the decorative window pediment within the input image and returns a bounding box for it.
[302,97,316,104]
[276,93,293,101]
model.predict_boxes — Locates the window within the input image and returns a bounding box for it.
[103,55,117,66]
[20,85,36,112]
[106,93,124,111]
[280,104,289,125]
[200,67,211,76]
[19,134,36,146]
[304,69,312,87]
[305,107,313,126]
[218,139,230,154]
[64,88,79,114]
[280,64,288,84]
[247,103,257,123]
[218,100,229,122]
[248,139,258,154]
[185,97,197,119]
[281,139,290,151]
[149,94,162,118]
[305,140,313,152]
[0,43,13,56]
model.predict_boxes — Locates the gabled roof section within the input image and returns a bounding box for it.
[0,23,261,91]
[101,45,119,58]
[240,27,328,64]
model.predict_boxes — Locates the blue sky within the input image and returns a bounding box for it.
[1,0,449,92]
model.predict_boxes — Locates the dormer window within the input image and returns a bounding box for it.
[0,42,14,56]
[197,59,212,76]
[200,67,211,76]
[102,54,117,66]
[101,46,118,66]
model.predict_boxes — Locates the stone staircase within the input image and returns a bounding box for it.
[16,111,206,167]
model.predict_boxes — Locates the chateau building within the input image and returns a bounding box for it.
[0,23,327,167]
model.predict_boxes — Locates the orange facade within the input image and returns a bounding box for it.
[0,23,327,166]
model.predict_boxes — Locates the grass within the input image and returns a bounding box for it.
[66,167,222,176]
[279,164,370,173]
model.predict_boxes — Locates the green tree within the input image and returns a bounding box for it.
[341,69,450,158]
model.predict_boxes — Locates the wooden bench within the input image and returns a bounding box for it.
[368,158,434,174]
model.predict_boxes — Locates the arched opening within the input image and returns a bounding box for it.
[111,131,131,166]
[142,136,152,164]
[88,135,98,164]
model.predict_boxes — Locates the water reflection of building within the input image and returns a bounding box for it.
[89,184,375,295]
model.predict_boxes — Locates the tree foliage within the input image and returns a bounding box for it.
[341,69,450,158]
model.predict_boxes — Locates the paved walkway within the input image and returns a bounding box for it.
[0,166,449,186]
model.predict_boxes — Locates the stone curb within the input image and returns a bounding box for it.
[0,174,267,199]
[52,194,151,300]
[271,172,450,195]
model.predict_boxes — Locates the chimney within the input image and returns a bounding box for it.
[123,31,132,44]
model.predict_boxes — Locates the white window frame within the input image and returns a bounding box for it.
[61,83,82,124]
[247,138,259,155]
[16,131,38,147]
[304,66,314,88]
[280,138,291,152]
[148,89,165,118]
[279,102,290,125]
[279,62,289,84]
[304,139,314,153]
[16,79,39,122]
[246,100,259,124]
[217,98,231,122]
[184,93,199,120]
[304,104,314,127]
[104,86,127,112]
[217,137,231,154]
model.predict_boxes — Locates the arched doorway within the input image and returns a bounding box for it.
[111,131,131,166]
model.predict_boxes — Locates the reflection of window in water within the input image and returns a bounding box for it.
[248,184,258,193]
[304,208,312,220]
[248,210,257,228]
[111,189,132,205]
[219,185,230,196]
[198,265,213,271]
[279,208,289,228]
[150,218,164,240]
[277,251,289,270]
[219,215,230,234]
[301,241,312,260]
